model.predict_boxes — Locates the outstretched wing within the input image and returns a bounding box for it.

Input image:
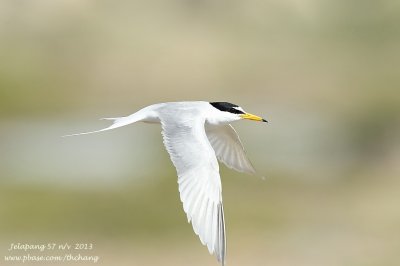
[160,113,226,265]
[206,124,256,174]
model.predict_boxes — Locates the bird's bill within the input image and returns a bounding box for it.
[240,113,268,122]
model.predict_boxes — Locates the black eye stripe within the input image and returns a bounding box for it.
[210,102,245,114]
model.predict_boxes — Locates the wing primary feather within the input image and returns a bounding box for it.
[187,188,203,224]
[217,203,226,266]
[205,124,256,175]
[159,107,227,265]
[198,196,210,243]
[204,200,213,253]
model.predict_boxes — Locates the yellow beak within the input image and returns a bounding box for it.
[240,113,268,122]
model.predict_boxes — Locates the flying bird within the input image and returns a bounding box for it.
[65,101,267,265]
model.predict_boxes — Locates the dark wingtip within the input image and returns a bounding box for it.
[262,119,268,123]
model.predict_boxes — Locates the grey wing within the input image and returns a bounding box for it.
[160,114,226,265]
[206,124,256,174]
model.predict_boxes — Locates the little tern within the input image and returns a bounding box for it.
[65,101,267,265]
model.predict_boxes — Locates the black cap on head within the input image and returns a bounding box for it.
[209,102,245,114]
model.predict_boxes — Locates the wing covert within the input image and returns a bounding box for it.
[206,124,256,174]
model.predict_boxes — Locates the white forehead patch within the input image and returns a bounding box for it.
[233,106,245,112]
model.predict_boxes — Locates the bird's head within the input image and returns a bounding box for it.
[209,102,267,124]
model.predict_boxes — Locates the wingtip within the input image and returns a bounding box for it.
[217,203,226,266]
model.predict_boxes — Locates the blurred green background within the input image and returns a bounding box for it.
[1,1,399,265]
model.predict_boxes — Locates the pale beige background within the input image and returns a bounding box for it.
[1,1,399,265]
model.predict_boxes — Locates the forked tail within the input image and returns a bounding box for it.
[63,115,141,137]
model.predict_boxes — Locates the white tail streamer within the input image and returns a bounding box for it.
[63,113,145,137]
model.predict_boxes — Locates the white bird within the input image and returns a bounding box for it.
[65,101,267,265]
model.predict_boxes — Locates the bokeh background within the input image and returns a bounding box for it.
[1,1,399,265]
